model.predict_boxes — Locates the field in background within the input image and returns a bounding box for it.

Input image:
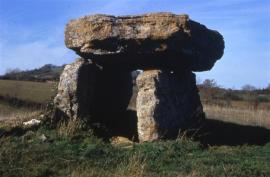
[0,80,55,125]
[0,101,30,119]
[204,104,270,129]
[0,101,42,128]
[0,79,269,130]
[0,80,56,103]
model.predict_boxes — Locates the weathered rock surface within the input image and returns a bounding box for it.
[53,12,225,142]
[136,70,203,142]
[54,58,136,138]
[54,58,98,120]
[65,12,224,71]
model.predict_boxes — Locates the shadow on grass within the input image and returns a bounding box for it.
[92,112,270,146]
[0,125,40,138]
[93,110,138,142]
[195,119,270,146]
[2,112,270,148]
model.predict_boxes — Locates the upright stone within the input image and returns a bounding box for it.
[136,70,203,142]
[54,58,98,120]
[54,58,135,138]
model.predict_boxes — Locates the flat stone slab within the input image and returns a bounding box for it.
[65,12,224,71]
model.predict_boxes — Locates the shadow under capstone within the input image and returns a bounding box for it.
[85,68,138,141]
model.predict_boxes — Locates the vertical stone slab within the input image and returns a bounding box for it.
[53,59,135,138]
[54,58,98,120]
[136,70,203,142]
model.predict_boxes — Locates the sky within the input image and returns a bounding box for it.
[0,0,269,89]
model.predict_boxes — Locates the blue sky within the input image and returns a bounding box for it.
[0,0,269,89]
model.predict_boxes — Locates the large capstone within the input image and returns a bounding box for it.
[65,12,224,71]
[136,70,203,142]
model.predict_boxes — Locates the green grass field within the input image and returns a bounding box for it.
[1,122,270,177]
[0,80,56,103]
[0,80,270,177]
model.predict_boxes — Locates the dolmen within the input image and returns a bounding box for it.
[54,12,224,142]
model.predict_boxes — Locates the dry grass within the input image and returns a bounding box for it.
[204,104,270,129]
[0,79,56,103]
[113,152,146,177]
[0,102,22,117]
[57,119,86,137]
[0,111,42,128]
[230,101,270,110]
[70,152,146,177]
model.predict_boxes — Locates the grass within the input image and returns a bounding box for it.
[1,121,270,177]
[0,80,53,127]
[204,104,270,129]
[0,79,269,129]
[0,79,56,103]
[0,100,42,128]
[0,80,270,176]
[0,101,24,117]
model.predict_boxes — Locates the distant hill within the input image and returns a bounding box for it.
[0,64,64,82]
